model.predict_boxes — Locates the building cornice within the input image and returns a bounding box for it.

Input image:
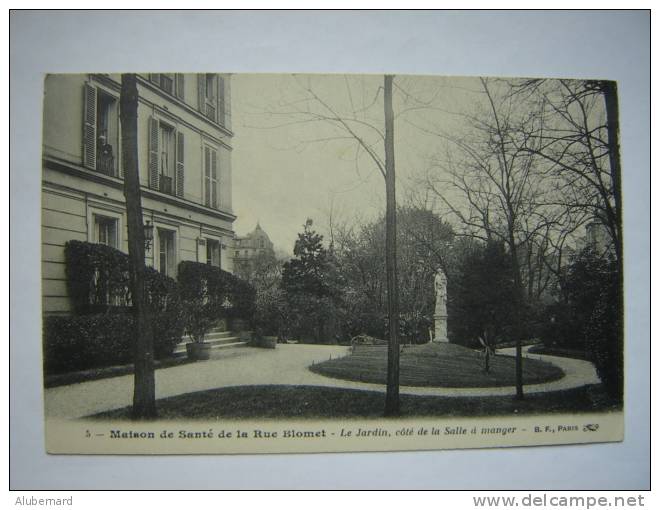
[43,155,237,224]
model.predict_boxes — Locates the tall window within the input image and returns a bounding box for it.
[83,83,119,176]
[159,124,175,194]
[204,146,218,208]
[206,239,221,268]
[158,229,176,278]
[159,73,174,95]
[94,215,118,248]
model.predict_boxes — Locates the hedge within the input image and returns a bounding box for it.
[45,241,184,374]
[43,310,184,375]
[65,241,131,314]
[178,261,256,326]
[64,240,183,314]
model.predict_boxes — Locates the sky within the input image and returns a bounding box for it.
[230,73,485,254]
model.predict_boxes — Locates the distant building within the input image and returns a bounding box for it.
[585,220,614,255]
[573,220,614,258]
[233,223,275,274]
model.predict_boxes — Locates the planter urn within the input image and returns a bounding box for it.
[186,342,212,361]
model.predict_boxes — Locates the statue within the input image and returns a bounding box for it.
[434,271,447,313]
[433,269,448,343]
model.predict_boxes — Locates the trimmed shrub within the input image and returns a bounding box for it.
[65,240,131,314]
[43,314,133,374]
[43,308,183,375]
[49,241,184,373]
[145,267,185,357]
[177,261,256,342]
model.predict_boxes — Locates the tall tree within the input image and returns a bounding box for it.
[422,78,559,399]
[258,74,402,415]
[509,78,622,263]
[382,75,399,415]
[281,220,343,344]
[120,74,156,419]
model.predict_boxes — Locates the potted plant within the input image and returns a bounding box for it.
[183,302,214,361]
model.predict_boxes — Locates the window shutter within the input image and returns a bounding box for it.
[204,147,210,206]
[175,131,184,197]
[82,83,97,169]
[217,76,225,127]
[116,109,123,179]
[197,75,205,114]
[211,149,218,208]
[150,73,160,84]
[148,116,159,190]
[176,74,185,100]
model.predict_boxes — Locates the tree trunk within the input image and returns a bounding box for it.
[120,74,157,419]
[602,80,624,401]
[383,75,400,416]
[602,81,623,264]
[508,234,525,400]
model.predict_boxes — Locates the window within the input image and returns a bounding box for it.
[96,92,118,176]
[148,117,184,197]
[83,83,119,176]
[198,73,225,124]
[235,250,239,258]
[159,124,175,195]
[94,215,118,248]
[160,73,174,95]
[150,73,184,100]
[204,146,219,208]
[206,239,221,268]
[158,229,176,278]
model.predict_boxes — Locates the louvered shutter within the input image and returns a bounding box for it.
[204,147,210,206]
[117,110,123,179]
[148,117,159,190]
[175,131,184,197]
[82,83,97,169]
[176,74,185,100]
[217,76,225,127]
[150,73,160,84]
[197,75,205,114]
[211,149,218,208]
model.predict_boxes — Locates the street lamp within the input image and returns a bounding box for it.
[144,220,154,251]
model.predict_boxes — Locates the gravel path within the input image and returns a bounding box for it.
[44,344,601,419]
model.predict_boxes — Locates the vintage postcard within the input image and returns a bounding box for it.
[42,73,624,454]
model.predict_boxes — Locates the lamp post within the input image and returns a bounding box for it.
[144,220,154,251]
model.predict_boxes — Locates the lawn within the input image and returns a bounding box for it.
[309,342,564,388]
[91,384,620,420]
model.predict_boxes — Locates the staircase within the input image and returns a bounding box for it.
[173,326,249,356]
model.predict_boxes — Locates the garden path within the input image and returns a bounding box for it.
[44,344,600,419]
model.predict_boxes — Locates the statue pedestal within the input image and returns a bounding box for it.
[433,313,448,343]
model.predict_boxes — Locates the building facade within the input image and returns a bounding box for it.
[42,73,235,315]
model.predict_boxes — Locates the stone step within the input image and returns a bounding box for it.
[173,336,245,355]
[181,330,234,343]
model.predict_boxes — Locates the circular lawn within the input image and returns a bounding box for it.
[309,342,564,388]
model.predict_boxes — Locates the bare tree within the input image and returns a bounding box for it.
[253,74,401,415]
[510,78,622,263]
[120,74,156,419]
[421,78,564,399]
